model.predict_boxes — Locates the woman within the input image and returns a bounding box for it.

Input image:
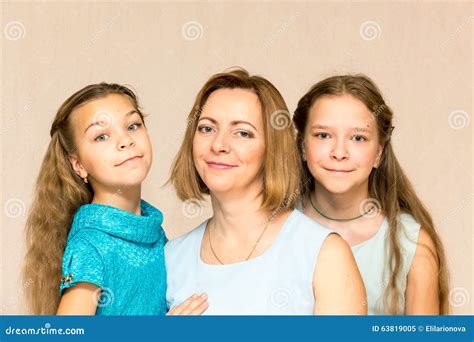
[166,68,367,315]
[293,74,449,314]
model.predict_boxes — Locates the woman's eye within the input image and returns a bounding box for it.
[236,130,253,138]
[315,133,330,139]
[128,123,142,131]
[197,125,213,133]
[95,134,109,142]
[352,135,367,142]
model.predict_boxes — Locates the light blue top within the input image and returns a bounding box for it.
[351,213,421,315]
[60,200,167,315]
[295,202,421,315]
[165,209,333,315]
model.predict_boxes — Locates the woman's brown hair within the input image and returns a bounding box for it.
[293,74,449,314]
[169,67,301,213]
[22,83,145,314]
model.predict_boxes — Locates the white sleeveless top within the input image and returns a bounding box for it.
[351,213,421,315]
[165,209,333,315]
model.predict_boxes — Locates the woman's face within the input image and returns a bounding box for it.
[303,94,383,195]
[193,88,266,196]
[68,94,153,192]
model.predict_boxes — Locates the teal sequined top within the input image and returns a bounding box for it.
[60,200,167,315]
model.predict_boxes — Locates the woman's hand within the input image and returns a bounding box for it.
[166,293,208,315]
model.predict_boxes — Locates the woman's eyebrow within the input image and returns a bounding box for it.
[84,110,138,133]
[197,116,216,124]
[198,117,257,131]
[230,120,257,131]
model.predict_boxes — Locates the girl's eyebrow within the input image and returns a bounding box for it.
[84,110,138,133]
[353,127,370,133]
[311,124,371,133]
[310,124,331,130]
[198,116,257,130]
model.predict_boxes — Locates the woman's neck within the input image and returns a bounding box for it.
[92,185,142,215]
[209,189,274,241]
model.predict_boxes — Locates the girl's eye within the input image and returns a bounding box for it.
[197,125,214,134]
[314,132,330,139]
[352,135,367,142]
[94,134,109,142]
[128,123,142,131]
[236,130,253,138]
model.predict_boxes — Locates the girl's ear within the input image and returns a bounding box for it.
[68,154,88,179]
[374,145,383,168]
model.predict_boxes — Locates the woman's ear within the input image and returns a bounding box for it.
[68,154,88,179]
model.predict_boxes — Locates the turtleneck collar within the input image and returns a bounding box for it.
[72,199,163,244]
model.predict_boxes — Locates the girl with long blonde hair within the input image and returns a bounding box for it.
[293,74,449,315]
[22,83,206,315]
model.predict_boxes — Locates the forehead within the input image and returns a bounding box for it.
[308,95,375,129]
[70,94,135,128]
[201,88,262,124]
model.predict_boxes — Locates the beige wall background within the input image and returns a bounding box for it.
[1,1,472,315]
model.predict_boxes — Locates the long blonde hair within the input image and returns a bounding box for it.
[293,74,449,314]
[22,83,144,314]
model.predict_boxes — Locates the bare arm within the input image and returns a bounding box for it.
[56,282,99,315]
[405,228,440,315]
[313,234,367,315]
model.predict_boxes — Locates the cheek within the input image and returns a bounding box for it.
[79,150,108,175]
[235,141,265,168]
[351,146,378,169]
[305,139,327,164]
[192,135,204,160]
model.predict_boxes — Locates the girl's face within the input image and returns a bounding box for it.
[68,94,153,192]
[303,94,383,195]
[193,88,266,196]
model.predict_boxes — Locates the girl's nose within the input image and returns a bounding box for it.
[118,134,135,150]
[330,140,349,161]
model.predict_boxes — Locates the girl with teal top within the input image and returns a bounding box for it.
[293,75,450,314]
[22,83,207,315]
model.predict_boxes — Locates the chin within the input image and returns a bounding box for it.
[316,178,356,195]
[120,169,149,186]
[203,181,235,194]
